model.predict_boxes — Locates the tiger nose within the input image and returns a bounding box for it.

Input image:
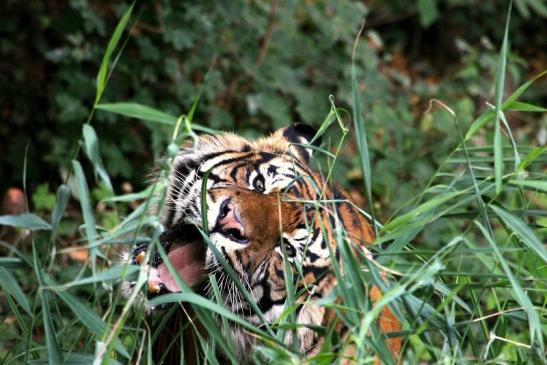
[216,199,247,243]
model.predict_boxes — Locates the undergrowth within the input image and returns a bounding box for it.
[1,3,546,365]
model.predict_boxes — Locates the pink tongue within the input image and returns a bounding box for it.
[148,241,206,292]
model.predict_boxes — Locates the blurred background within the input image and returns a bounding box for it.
[1,0,545,223]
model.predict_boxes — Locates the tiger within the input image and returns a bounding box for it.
[125,123,401,363]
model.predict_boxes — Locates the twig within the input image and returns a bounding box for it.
[256,0,278,67]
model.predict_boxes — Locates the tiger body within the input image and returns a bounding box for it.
[128,124,400,363]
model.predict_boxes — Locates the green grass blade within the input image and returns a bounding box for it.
[474,220,543,353]
[50,184,70,239]
[48,265,139,290]
[149,292,270,339]
[382,189,467,232]
[507,100,547,112]
[72,160,101,267]
[82,125,113,193]
[208,274,233,345]
[97,101,217,134]
[96,102,178,125]
[502,69,547,107]
[0,213,51,231]
[465,109,495,141]
[465,69,547,140]
[39,288,62,364]
[351,22,377,235]
[493,1,512,194]
[497,110,521,175]
[99,186,154,203]
[0,257,25,268]
[153,235,257,363]
[312,104,337,143]
[517,146,546,172]
[82,125,100,179]
[95,3,134,104]
[0,267,32,315]
[508,179,547,193]
[45,275,130,359]
[196,229,277,338]
[490,205,547,263]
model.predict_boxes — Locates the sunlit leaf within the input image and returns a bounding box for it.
[95,3,134,104]
[97,102,178,125]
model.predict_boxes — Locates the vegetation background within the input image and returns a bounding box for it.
[0,0,545,364]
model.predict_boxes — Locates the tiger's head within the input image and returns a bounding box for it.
[128,123,377,356]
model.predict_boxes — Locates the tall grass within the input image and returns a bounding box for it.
[1,4,546,365]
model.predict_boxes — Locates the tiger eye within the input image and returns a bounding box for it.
[282,240,297,257]
[253,175,265,192]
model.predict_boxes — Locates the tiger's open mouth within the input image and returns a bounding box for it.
[144,225,207,297]
[143,199,250,298]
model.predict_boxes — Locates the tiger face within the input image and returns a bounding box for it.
[127,123,384,359]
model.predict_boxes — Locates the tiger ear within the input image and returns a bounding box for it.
[279,123,321,163]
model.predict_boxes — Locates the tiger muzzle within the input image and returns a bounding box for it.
[214,198,248,244]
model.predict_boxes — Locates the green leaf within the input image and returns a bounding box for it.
[507,100,547,112]
[311,104,338,145]
[465,110,495,141]
[508,179,547,193]
[32,184,56,211]
[45,276,130,359]
[0,213,51,231]
[529,0,547,17]
[95,3,134,104]
[475,220,543,352]
[100,186,154,203]
[517,146,546,172]
[497,109,521,174]
[417,0,439,27]
[504,69,547,106]
[491,205,547,263]
[493,2,511,194]
[97,102,217,135]
[0,267,32,315]
[82,125,100,177]
[0,257,25,268]
[82,125,113,193]
[96,102,178,125]
[51,184,70,238]
[50,265,140,289]
[149,291,269,336]
[351,24,377,235]
[465,69,547,140]
[40,290,62,364]
[515,0,547,18]
[382,189,466,232]
[72,161,100,264]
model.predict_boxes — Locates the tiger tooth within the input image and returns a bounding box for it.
[135,251,145,265]
[148,283,160,294]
